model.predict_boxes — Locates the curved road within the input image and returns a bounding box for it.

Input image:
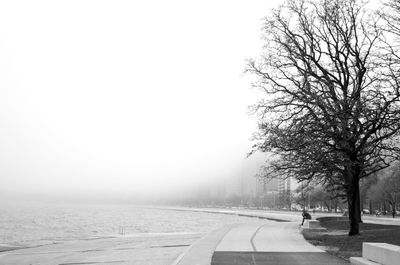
[212,221,347,265]
[176,220,348,265]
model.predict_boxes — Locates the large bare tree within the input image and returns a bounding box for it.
[247,0,400,235]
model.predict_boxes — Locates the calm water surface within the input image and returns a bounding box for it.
[0,203,255,246]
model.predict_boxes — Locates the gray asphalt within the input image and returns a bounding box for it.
[211,252,348,265]
[176,220,350,265]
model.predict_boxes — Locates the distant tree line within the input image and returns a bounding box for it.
[362,162,400,217]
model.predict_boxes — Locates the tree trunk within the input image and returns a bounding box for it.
[369,200,373,216]
[347,174,361,236]
[356,188,362,223]
[389,201,396,218]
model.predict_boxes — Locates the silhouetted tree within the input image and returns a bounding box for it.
[248,0,400,235]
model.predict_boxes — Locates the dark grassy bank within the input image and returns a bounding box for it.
[302,217,400,261]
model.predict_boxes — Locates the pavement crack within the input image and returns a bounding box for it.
[59,261,125,265]
[251,253,257,265]
[81,249,102,253]
[250,224,268,252]
[150,244,190,248]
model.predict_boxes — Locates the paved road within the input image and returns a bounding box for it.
[177,220,348,265]
[212,252,348,265]
[216,222,323,253]
[214,222,347,265]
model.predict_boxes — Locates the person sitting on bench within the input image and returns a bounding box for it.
[301,210,311,225]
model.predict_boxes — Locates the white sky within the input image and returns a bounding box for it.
[0,0,282,201]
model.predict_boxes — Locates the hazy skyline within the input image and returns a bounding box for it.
[0,0,283,202]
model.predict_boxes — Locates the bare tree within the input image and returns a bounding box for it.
[247,0,400,235]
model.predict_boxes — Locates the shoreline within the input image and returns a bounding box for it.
[2,205,399,264]
[0,206,265,264]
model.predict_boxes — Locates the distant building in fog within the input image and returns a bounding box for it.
[278,177,291,194]
[208,153,299,204]
[256,177,291,195]
[256,177,278,194]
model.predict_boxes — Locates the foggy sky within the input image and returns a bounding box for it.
[0,0,282,202]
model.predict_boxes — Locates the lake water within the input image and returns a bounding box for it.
[0,203,256,247]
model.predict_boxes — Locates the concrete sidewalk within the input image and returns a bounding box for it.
[0,232,202,265]
[175,220,348,265]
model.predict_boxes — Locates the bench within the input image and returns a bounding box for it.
[350,242,400,265]
[301,220,327,231]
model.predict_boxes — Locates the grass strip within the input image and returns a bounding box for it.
[302,217,400,261]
